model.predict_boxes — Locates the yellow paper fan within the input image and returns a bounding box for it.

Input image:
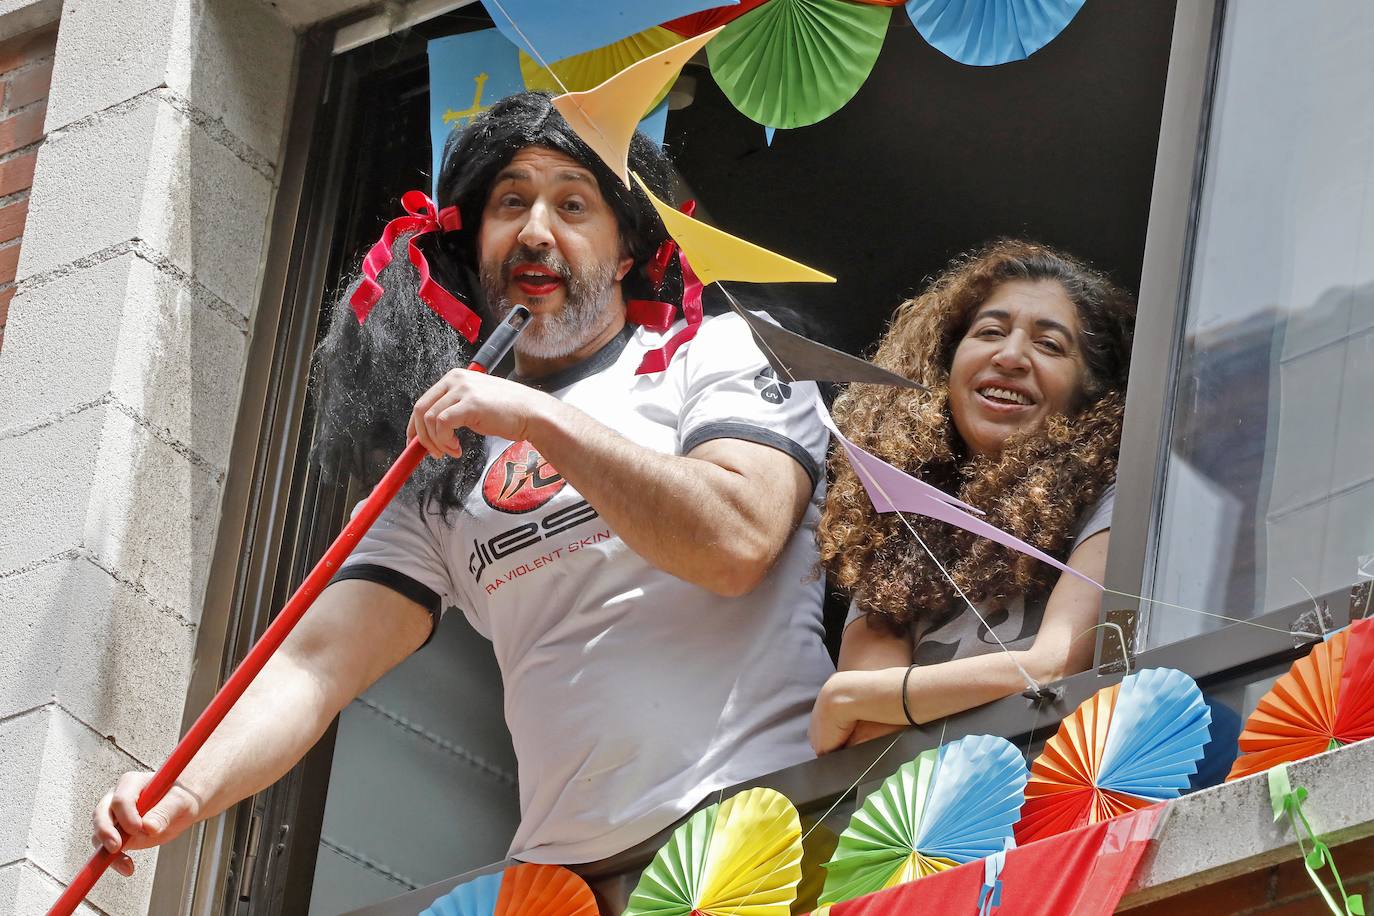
[697,788,803,916]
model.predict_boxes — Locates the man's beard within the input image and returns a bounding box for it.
[481,247,619,359]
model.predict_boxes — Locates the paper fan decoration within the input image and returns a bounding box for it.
[421,863,598,916]
[663,0,769,37]
[624,787,803,916]
[1017,667,1211,844]
[521,27,682,108]
[1227,617,1374,782]
[905,0,1086,66]
[820,734,1028,905]
[707,0,892,129]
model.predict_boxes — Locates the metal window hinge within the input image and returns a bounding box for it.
[237,813,263,903]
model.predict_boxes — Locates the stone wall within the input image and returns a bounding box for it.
[0,0,297,912]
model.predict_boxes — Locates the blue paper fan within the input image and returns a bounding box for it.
[422,870,501,916]
[918,734,1030,862]
[1097,667,1212,800]
[821,734,1027,904]
[905,0,1086,66]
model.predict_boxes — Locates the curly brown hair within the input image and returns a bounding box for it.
[818,240,1136,635]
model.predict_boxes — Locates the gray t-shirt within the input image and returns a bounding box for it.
[339,313,835,864]
[848,484,1114,664]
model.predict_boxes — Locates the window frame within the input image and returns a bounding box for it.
[1096,0,1224,662]
[158,1,1372,912]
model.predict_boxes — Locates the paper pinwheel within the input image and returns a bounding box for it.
[421,863,598,916]
[820,734,1029,905]
[624,787,803,916]
[708,0,892,129]
[1017,667,1211,844]
[905,0,1087,66]
[1227,617,1374,782]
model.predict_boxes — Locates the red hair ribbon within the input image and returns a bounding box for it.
[633,200,704,375]
[350,190,481,343]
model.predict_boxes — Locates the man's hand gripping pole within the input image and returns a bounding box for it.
[48,306,529,915]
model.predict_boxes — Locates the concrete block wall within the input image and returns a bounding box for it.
[0,0,298,912]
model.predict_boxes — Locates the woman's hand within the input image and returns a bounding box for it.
[811,670,911,754]
[91,772,203,877]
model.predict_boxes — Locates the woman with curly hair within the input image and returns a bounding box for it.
[809,240,1135,753]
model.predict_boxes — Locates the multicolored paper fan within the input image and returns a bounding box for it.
[707,0,892,129]
[1227,617,1374,781]
[625,787,803,916]
[521,27,682,110]
[820,734,1028,905]
[421,863,598,916]
[905,0,1086,66]
[1017,667,1211,844]
[663,0,770,37]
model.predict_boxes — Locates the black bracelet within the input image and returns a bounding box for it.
[901,662,919,726]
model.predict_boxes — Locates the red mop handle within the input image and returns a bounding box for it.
[50,306,529,915]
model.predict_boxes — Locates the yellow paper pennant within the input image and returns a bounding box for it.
[631,172,836,286]
[552,27,724,183]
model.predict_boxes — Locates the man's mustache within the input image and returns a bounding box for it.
[501,247,572,283]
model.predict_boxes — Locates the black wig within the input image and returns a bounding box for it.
[311,91,678,517]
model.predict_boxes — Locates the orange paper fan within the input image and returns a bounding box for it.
[1017,669,1210,844]
[423,863,598,916]
[1228,617,1374,781]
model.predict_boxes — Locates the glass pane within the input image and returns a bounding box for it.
[1148,0,1374,646]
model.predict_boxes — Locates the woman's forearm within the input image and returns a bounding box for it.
[824,649,1048,728]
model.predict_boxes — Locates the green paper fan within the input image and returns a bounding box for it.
[821,735,1028,905]
[707,0,892,129]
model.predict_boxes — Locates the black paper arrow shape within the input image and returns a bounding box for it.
[720,287,926,391]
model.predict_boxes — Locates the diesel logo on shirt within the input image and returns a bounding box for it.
[468,499,600,584]
[483,440,566,512]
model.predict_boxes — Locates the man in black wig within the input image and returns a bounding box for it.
[93,92,834,872]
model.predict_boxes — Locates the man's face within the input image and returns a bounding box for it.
[478,146,634,359]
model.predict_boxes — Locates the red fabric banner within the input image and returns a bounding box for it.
[824,804,1164,916]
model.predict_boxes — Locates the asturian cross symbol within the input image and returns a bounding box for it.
[444,72,491,127]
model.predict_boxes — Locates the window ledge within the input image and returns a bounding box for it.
[1120,736,1374,909]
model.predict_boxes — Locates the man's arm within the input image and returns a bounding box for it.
[93,581,431,875]
[410,369,814,597]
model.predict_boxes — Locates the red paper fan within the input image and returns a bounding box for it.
[1228,617,1374,781]
[662,0,769,37]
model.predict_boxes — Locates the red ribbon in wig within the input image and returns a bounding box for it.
[633,200,705,375]
[350,190,481,343]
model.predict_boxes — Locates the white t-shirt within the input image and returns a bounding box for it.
[336,312,835,864]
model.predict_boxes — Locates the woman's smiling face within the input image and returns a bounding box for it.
[947,279,1088,459]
